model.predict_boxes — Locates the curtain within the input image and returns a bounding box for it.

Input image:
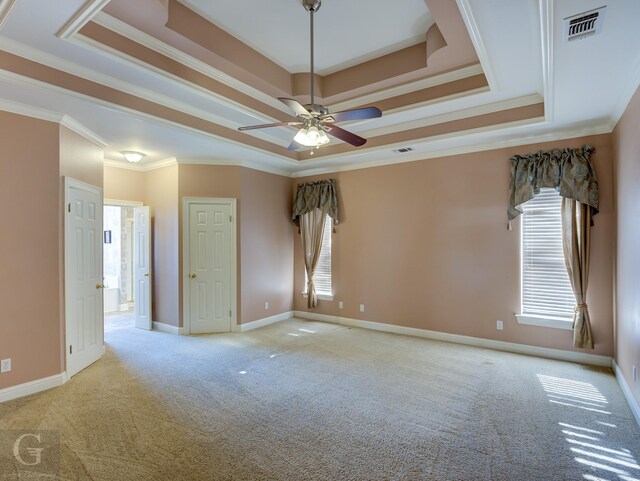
[300,208,327,308]
[292,179,338,226]
[508,145,599,220]
[508,145,598,350]
[562,198,594,349]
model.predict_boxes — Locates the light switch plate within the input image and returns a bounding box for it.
[1,359,11,373]
[496,320,504,331]
[359,304,365,312]
[338,301,344,310]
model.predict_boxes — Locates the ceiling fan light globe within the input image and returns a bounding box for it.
[307,126,320,143]
[294,128,310,145]
[318,130,330,145]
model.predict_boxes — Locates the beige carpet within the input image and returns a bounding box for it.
[1,317,639,481]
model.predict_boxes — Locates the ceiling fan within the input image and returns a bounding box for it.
[238,0,382,153]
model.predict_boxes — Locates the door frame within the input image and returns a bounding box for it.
[182,197,238,335]
[64,177,104,378]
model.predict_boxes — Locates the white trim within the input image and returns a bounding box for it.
[293,311,612,367]
[152,321,185,335]
[613,360,640,428]
[515,314,573,330]
[60,115,108,148]
[456,0,498,91]
[104,198,143,207]
[103,157,179,172]
[291,120,612,177]
[239,311,294,332]
[301,292,334,302]
[56,0,111,39]
[539,0,554,123]
[363,94,543,138]
[0,373,67,404]
[182,198,238,335]
[0,0,17,29]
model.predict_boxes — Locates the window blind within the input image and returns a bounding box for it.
[521,188,575,319]
[305,215,332,295]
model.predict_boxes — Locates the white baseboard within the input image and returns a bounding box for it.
[613,360,640,428]
[152,321,184,335]
[293,311,612,367]
[0,373,67,404]
[240,311,294,332]
[119,303,132,312]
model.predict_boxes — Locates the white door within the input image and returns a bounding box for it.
[188,203,232,333]
[65,179,104,379]
[134,206,152,330]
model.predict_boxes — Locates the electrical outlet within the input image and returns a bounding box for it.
[359,304,365,313]
[264,301,269,310]
[633,365,637,383]
[338,301,344,310]
[1,359,11,373]
[496,320,504,331]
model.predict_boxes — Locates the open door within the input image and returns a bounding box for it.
[134,206,152,330]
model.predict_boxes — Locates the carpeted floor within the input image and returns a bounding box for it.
[1,317,639,481]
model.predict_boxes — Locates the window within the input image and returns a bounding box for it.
[518,188,574,329]
[304,214,332,299]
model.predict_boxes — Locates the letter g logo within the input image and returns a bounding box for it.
[13,433,44,466]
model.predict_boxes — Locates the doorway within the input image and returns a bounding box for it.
[103,200,151,332]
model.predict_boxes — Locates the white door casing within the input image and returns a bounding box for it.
[65,178,104,379]
[134,206,152,330]
[183,198,237,334]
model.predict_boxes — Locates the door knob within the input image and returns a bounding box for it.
[144,273,150,277]
[189,273,197,279]
[96,283,105,289]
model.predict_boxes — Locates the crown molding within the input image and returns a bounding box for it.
[104,157,177,172]
[456,0,497,91]
[290,120,612,178]
[61,114,107,147]
[57,0,111,39]
[539,0,554,123]
[0,0,18,29]
[0,96,106,147]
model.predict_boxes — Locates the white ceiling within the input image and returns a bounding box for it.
[179,0,434,74]
[0,0,638,176]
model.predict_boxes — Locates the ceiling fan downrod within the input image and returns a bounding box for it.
[303,0,321,108]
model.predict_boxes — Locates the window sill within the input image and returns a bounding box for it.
[516,314,573,330]
[302,292,334,301]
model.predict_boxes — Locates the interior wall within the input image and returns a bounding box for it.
[293,134,615,357]
[0,111,61,389]
[145,165,180,326]
[612,85,640,406]
[240,168,294,323]
[104,166,146,202]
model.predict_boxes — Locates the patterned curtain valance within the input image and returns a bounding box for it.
[508,145,599,220]
[292,179,338,226]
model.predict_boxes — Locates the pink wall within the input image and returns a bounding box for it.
[240,168,294,323]
[612,85,640,406]
[145,165,180,326]
[293,134,615,357]
[104,166,145,203]
[0,112,61,389]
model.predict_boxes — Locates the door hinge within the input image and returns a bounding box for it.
[69,345,72,354]
[229,215,232,222]
[67,203,71,213]
[229,310,232,317]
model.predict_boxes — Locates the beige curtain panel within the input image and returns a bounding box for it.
[562,198,594,349]
[300,208,327,309]
[508,145,599,350]
[292,179,339,226]
[508,145,599,221]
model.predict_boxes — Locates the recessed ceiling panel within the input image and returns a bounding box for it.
[180,0,433,74]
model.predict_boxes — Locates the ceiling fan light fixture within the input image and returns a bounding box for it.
[294,125,331,147]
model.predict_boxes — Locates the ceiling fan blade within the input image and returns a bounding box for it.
[278,98,311,118]
[322,106,382,123]
[238,121,302,131]
[324,124,367,147]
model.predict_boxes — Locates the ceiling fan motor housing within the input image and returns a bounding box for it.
[303,0,321,13]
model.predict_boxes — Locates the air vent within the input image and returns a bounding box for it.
[563,6,606,43]
[393,147,414,154]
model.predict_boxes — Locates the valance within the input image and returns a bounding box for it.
[508,145,599,220]
[292,179,338,226]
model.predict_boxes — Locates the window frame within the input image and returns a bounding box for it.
[516,188,574,330]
